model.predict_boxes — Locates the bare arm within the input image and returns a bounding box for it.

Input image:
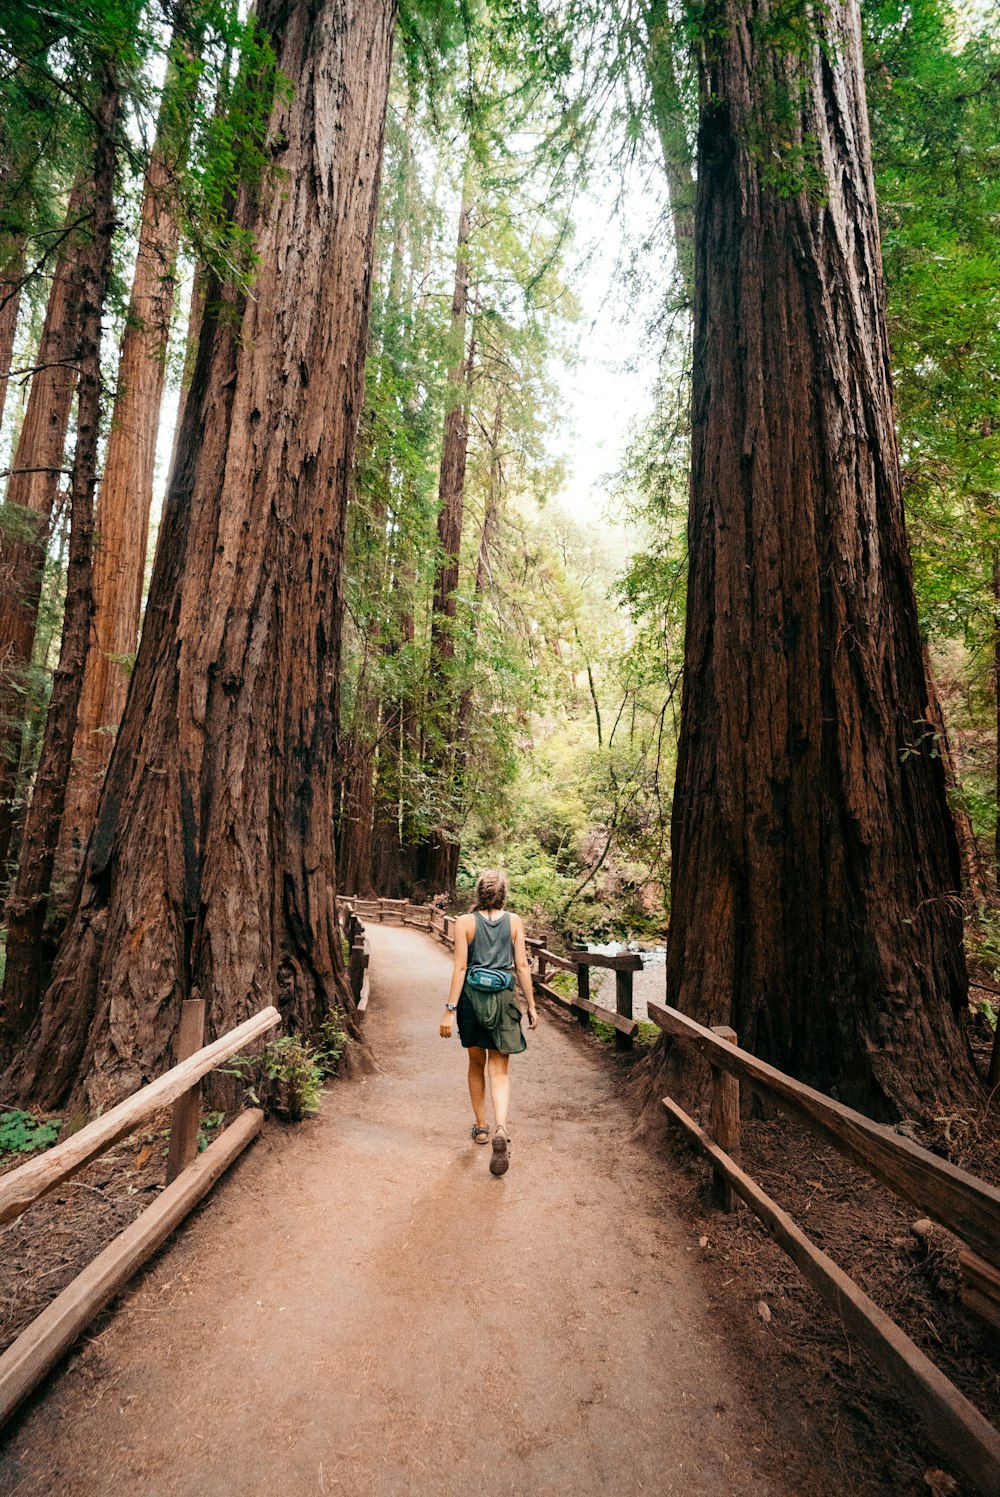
[511,915,538,1030]
[439,917,470,1038]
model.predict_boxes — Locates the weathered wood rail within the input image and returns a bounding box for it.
[647,1000,1000,1495]
[338,900,371,1018]
[0,1004,280,1427]
[343,895,640,1044]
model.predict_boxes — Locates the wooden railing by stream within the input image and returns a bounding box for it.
[0,1003,280,1428]
[347,894,1000,1495]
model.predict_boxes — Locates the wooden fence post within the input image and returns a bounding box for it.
[615,969,634,1052]
[165,995,207,1184]
[576,964,591,1027]
[709,1024,740,1211]
[350,940,365,1004]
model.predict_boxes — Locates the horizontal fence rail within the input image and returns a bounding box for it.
[0,1109,264,1427]
[0,1006,281,1228]
[0,1004,281,1428]
[646,1000,1000,1271]
[648,998,1000,1494]
[663,1099,1000,1494]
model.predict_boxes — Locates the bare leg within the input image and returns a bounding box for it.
[467,1047,488,1127]
[487,1050,510,1131]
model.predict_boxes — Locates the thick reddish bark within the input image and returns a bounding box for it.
[0,183,86,875]
[54,39,191,910]
[3,0,396,1109]
[1,68,120,1040]
[661,0,975,1119]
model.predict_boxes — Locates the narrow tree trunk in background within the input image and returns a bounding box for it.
[424,178,474,894]
[371,550,417,895]
[1,0,396,1110]
[429,182,473,683]
[0,247,23,432]
[1,69,120,1040]
[0,184,86,878]
[645,0,695,301]
[660,0,975,1120]
[454,396,502,748]
[338,727,376,896]
[54,32,193,912]
[922,645,989,907]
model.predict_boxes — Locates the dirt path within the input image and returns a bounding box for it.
[1,927,831,1496]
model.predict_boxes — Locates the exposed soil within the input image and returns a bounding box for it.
[0,924,994,1495]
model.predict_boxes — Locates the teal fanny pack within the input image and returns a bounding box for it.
[466,966,515,993]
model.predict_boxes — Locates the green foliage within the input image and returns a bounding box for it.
[0,1108,61,1156]
[197,1111,224,1151]
[316,1008,350,1076]
[223,1035,327,1122]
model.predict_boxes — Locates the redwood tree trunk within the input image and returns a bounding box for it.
[661,0,975,1119]
[0,182,85,876]
[3,0,396,1109]
[1,67,120,1040]
[53,33,193,911]
[0,250,22,434]
[424,178,474,894]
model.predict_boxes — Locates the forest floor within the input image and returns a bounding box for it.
[0,924,990,1496]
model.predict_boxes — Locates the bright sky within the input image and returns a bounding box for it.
[548,164,669,532]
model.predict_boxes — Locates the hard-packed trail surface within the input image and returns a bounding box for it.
[1,927,837,1497]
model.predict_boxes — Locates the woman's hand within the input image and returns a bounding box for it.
[439,1011,453,1039]
[524,1007,538,1031]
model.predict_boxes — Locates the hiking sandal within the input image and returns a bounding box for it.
[470,1124,490,1145]
[489,1126,510,1176]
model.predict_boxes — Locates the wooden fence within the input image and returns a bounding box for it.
[0,1003,280,1428]
[338,901,370,1018]
[646,999,1000,1495]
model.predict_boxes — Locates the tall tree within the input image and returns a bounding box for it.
[2,0,397,1109]
[2,61,121,1040]
[661,0,977,1118]
[0,181,85,876]
[424,170,475,892]
[53,16,200,910]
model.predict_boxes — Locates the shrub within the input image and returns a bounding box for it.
[317,1008,349,1075]
[224,1035,326,1121]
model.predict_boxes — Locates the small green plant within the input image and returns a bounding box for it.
[197,1111,225,1152]
[316,1007,349,1076]
[636,1021,661,1050]
[546,970,577,999]
[224,1034,326,1121]
[589,1017,616,1044]
[0,1108,61,1156]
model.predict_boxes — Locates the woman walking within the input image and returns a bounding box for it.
[439,870,537,1175]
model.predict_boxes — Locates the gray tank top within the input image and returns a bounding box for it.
[468,911,514,971]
